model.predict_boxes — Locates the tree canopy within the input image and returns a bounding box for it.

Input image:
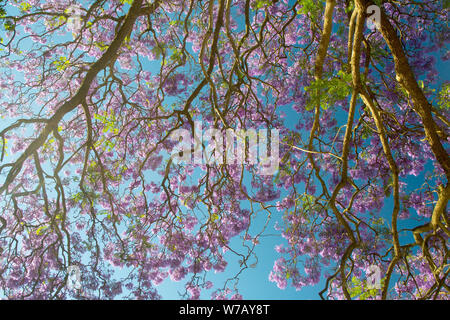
[0,0,448,300]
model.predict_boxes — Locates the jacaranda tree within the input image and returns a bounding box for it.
[0,0,448,299]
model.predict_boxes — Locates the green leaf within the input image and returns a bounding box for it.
[53,56,70,72]
[437,83,449,110]
[20,2,32,12]
[254,0,271,9]
[418,80,424,89]
[297,0,324,20]
[4,20,15,31]
[151,44,165,60]
[349,276,363,298]
[304,70,351,111]
[94,41,109,51]
[36,225,48,236]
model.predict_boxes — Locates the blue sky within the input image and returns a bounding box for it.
[0,0,448,300]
